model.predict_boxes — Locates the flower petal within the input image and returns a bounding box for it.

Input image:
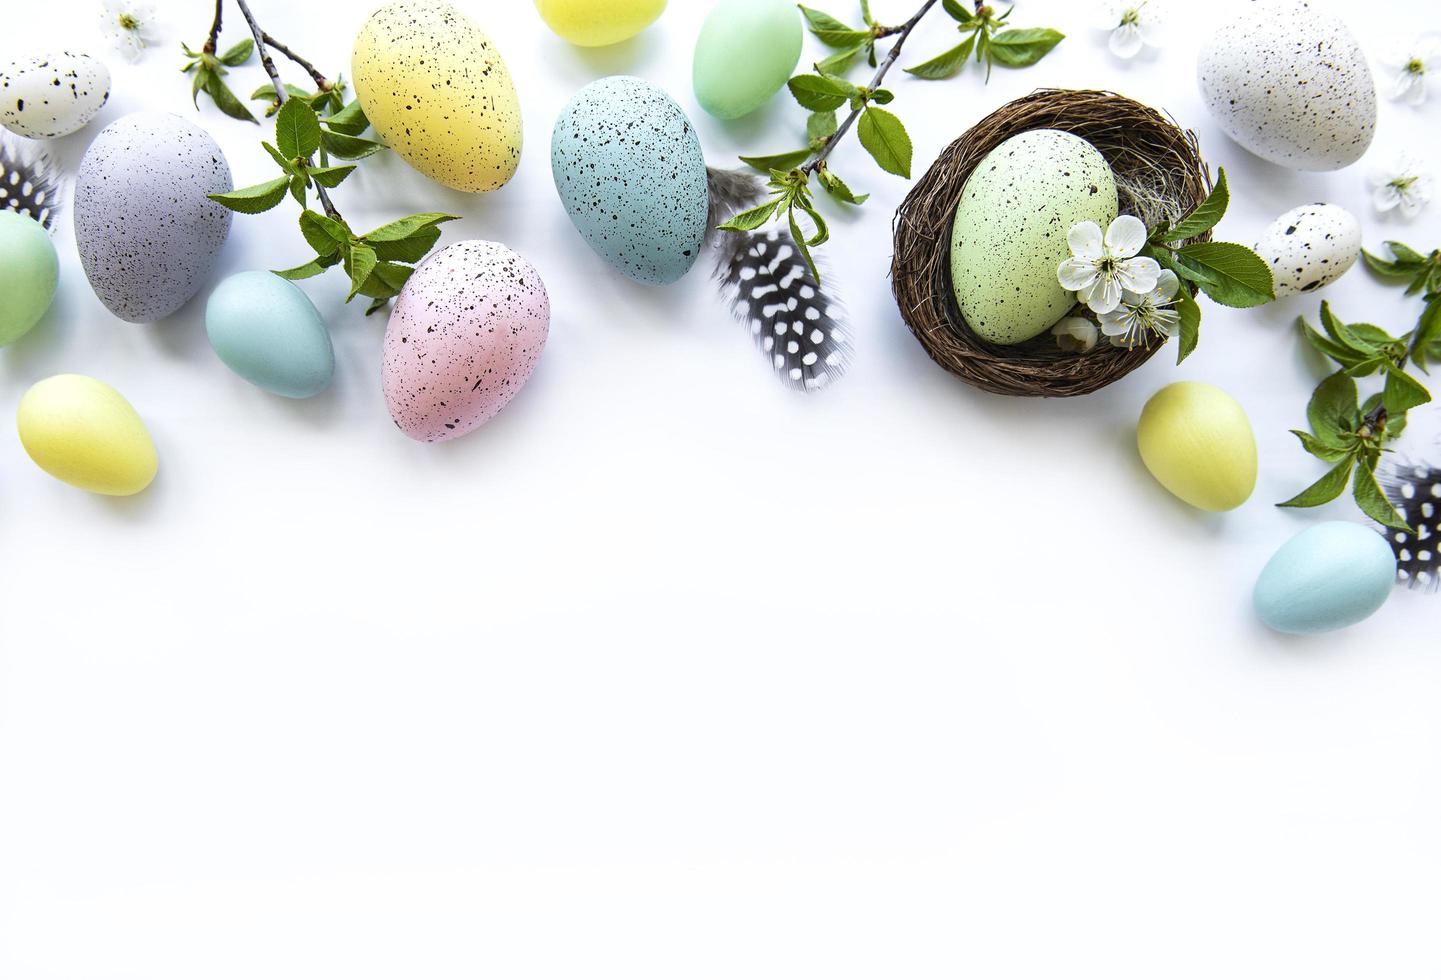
[1109,22,1144,58]
[1116,255,1161,294]
[1148,268,1180,303]
[1058,258,1101,292]
[1374,184,1402,212]
[1103,214,1148,257]
[1067,221,1104,261]
[1052,316,1098,352]
[1084,275,1123,315]
[1152,307,1181,337]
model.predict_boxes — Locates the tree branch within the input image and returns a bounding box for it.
[203,0,223,54]
[261,31,331,91]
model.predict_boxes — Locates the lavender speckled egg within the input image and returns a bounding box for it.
[551,75,708,285]
[1,52,110,139]
[1255,204,1361,298]
[382,240,549,442]
[73,112,233,323]
[1197,0,1375,171]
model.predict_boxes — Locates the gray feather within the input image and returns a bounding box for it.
[0,133,63,231]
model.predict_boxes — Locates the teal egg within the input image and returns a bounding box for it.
[1253,521,1396,635]
[693,0,802,120]
[0,210,58,346]
[205,271,334,398]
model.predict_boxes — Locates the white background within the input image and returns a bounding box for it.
[2,0,1439,976]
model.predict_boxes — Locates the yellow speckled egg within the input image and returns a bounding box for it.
[536,0,666,47]
[1136,382,1257,512]
[17,374,158,496]
[352,0,522,192]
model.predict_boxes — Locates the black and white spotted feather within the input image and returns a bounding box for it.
[0,133,63,231]
[1379,455,1441,591]
[706,167,853,391]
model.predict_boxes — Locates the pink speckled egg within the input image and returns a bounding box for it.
[382,240,549,442]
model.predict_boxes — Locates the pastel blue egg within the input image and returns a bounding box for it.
[1253,521,1396,635]
[550,75,708,285]
[205,271,334,398]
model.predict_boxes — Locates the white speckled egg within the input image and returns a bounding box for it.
[0,52,110,139]
[382,240,549,443]
[551,76,708,285]
[352,0,523,192]
[73,112,233,323]
[950,129,1118,345]
[1197,0,1375,171]
[1255,203,1361,298]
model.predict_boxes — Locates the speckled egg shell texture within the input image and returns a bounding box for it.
[382,240,549,443]
[73,112,233,323]
[551,75,708,285]
[352,0,523,193]
[0,52,110,139]
[1197,0,1375,171]
[949,129,1118,345]
[1255,203,1361,298]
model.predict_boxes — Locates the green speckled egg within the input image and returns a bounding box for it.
[950,129,1118,345]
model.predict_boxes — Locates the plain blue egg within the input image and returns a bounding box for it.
[205,271,334,398]
[550,76,709,285]
[1253,521,1396,635]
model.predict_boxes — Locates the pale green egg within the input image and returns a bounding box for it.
[949,129,1118,345]
[0,210,58,346]
[693,0,802,120]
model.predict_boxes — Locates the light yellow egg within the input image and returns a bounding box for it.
[1136,382,1257,512]
[535,0,666,47]
[17,374,158,496]
[352,0,522,192]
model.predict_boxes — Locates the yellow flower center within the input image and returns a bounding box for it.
[118,12,138,29]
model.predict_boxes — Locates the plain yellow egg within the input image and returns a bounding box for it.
[535,0,666,47]
[1136,381,1257,512]
[17,374,158,496]
[352,0,523,192]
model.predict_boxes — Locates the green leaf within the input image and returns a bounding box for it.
[1172,241,1275,307]
[987,27,1064,67]
[288,173,308,207]
[788,206,820,284]
[1307,371,1358,441]
[251,82,311,102]
[204,73,258,123]
[344,244,378,302]
[739,149,812,172]
[1277,457,1355,508]
[856,106,912,178]
[817,167,868,204]
[1383,241,1426,266]
[323,99,370,137]
[1290,429,1350,463]
[208,176,290,214]
[371,226,442,263]
[1408,295,1441,372]
[276,97,322,159]
[1161,169,1229,242]
[307,164,356,188]
[807,110,838,145]
[1361,249,1409,277]
[1382,365,1431,415]
[370,261,414,292]
[365,296,391,316]
[816,44,867,74]
[320,129,386,160]
[787,74,853,112]
[1354,462,1410,531]
[218,38,254,66]
[299,209,350,255]
[718,198,781,232]
[363,212,458,242]
[797,5,871,47]
[1175,285,1201,363]
[941,0,970,19]
[1299,315,1363,368]
[273,255,338,280]
[261,141,298,175]
[190,66,208,109]
[905,35,976,79]
[868,88,895,105]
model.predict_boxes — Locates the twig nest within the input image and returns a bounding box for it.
[891,89,1212,398]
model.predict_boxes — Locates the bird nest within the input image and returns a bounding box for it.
[891,89,1212,398]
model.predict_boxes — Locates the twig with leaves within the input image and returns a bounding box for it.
[182,0,456,314]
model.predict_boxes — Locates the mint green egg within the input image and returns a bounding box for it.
[950,129,1118,345]
[693,0,802,120]
[205,271,334,398]
[0,210,58,346]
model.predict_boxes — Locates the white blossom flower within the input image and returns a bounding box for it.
[1098,269,1181,348]
[1057,215,1161,315]
[100,0,161,62]
[1052,316,1099,353]
[1369,153,1434,219]
[1380,35,1441,106]
[1096,1,1162,59]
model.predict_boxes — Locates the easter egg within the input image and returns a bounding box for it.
[352,0,522,193]
[0,210,58,346]
[0,52,110,139]
[73,112,233,323]
[1136,382,1257,512]
[1255,204,1361,299]
[551,76,708,285]
[205,271,334,398]
[535,0,666,46]
[382,240,549,442]
[693,0,803,120]
[1197,0,1375,171]
[1254,522,1396,634]
[17,374,157,496]
[950,129,1118,345]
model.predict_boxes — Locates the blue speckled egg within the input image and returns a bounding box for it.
[1253,522,1396,635]
[73,112,233,323]
[550,75,708,285]
[205,271,334,399]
